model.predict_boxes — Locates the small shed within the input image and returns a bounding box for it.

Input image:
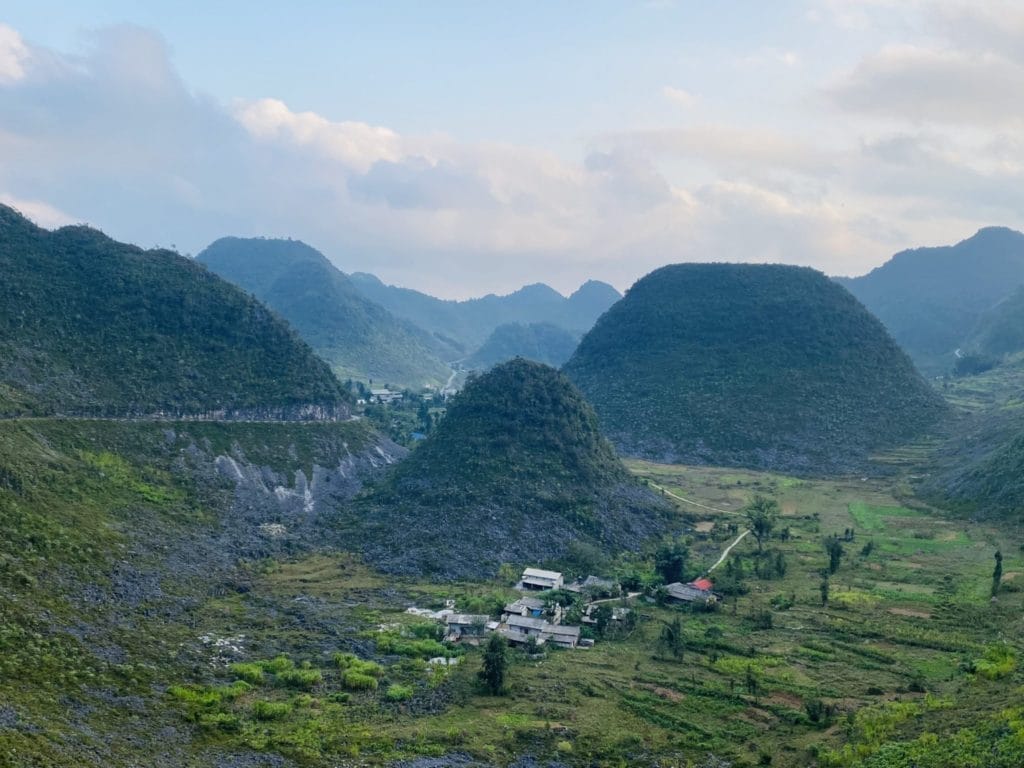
[542,624,581,649]
[445,614,490,641]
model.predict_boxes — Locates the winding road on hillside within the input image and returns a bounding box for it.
[647,481,751,576]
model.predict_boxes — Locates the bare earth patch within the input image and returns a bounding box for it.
[888,607,932,619]
[639,683,683,702]
[695,521,715,533]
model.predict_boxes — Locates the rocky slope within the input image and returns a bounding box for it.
[347,358,674,578]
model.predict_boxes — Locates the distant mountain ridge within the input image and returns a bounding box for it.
[0,205,348,418]
[838,227,1024,375]
[349,273,621,354]
[564,263,946,474]
[197,238,453,389]
[464,322,580,370]
[347,358,673,579]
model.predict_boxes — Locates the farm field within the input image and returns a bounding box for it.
[168,461,1024,767]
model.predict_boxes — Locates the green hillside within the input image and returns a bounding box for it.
[464,321,580,370]
[349,358,673,578]
[965,286,1024,361]
[350,273,621,352]
[197,238,452,388]
[564,263,946,474]
[839,227,1024,375]
[0,205,347,418]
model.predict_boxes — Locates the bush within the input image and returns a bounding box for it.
[343,671,379,691]
[198,712,241,733]
[229,662,265,685]
[385,684,414,702]
[252,700,292,721]
[276,668,322,690]
[258,655,295,674]
[334,653,384,677]
[973,644,1017,680]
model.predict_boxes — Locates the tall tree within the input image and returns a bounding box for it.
[992,550,1004,598]
[820,575,830,607]
[658,617,685,660]
[479,634,509,695]
[744,495,779,553]
[655,537,690,583]
[824,536,844,574]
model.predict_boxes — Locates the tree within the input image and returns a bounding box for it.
[824,536,844,574]
[658,617,685,660]
[992,550,1004,598]
[744,495,779,553]
[592,604,613,638]
[820,575,830,607]
[655,537,690,584]
[745,664,760,697]
[479,634,509,694]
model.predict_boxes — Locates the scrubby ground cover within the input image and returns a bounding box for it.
[156,461,1023,766]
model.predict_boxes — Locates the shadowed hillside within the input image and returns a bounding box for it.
[564,263,946,474]
[464,322,580,370]
[0,206,348,418]
[350,273,621,353]
[347,358,674,578]
[839,227,1024,375]
[198,238,453,388]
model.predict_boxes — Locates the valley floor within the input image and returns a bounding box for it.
[2,420,1022,767]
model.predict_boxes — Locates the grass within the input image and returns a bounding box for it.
[148,459,1024,766]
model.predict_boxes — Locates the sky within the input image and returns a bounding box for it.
[1,1,1023,298]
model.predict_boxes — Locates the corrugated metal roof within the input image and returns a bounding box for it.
[522,567,562,581]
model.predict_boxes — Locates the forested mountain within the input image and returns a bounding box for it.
[347,358,673,578]
[464,322,580,370]
[564,263,946,473]
[0,205,348,418]
[965,286,1024,361]
[197,238,452,388]
[839,227,1024,375]
[349,273,621,353]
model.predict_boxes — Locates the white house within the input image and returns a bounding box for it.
[520,567,563,591]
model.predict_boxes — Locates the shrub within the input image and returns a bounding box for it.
[973,644,1017,680]
[276,668,322,690]
[198,712,240,732]
[334,653,384,677]
[343,671,379,691]
[252,700,292,721]
[385,684,414,702]
[258,655,295,674]
[229,662,265,685]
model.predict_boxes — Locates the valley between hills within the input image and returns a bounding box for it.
[1,205,1023,768]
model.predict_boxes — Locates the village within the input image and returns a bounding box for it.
[404,566,719,652]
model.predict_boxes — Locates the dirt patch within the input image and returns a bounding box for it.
[867,563,883,571]
[639,683,683,702]
[781,502,797,515]
[768,692,803,709]
[1003,571,1020,582]
[888,607,932,619]
[694,521,715,533]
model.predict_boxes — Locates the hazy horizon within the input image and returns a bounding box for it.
[3,1,1023,298]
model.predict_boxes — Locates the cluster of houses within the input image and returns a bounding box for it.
[408,568,719,653]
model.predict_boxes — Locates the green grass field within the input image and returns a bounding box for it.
[162,460,1024,767]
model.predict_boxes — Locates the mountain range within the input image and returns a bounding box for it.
[197,238,454,389]
[839,227,1024,376]
[350,272,621,355]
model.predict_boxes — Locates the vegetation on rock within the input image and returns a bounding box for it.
[0,205,349,417]
[564,263,946,473]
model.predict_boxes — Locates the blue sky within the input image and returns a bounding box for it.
[2,2,1023,297]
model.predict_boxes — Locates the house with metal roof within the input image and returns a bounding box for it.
[664,581,717,606]
[520,567,563,591]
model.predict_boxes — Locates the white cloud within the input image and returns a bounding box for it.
[0,193,75,228]
[826,45,1024,125]
[662,85,696,108]
[0,24,29,84]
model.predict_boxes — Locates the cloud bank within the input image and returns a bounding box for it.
[0,7,1022,297]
